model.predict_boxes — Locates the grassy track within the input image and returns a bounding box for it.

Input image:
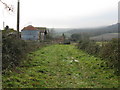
[3,44,119,88]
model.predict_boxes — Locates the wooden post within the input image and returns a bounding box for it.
[17,0,20,38]
[3,21,5,30]
[102,35,103,47]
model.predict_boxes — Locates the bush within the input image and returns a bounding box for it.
[77,38,119,75]
[2,31,49,70]
[78,40,90,50]
[2,35,28,70]
[78,40,100,55]
[99,39,119,71]
[86,42,100,55]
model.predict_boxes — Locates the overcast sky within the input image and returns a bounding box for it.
[0,0,119,30]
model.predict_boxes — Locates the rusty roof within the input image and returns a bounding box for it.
[22,25,37,31]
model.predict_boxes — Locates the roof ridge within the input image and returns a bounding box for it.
[22,25,37,30]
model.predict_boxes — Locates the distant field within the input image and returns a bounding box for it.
[96,42,108,46]
[90,33,119,41]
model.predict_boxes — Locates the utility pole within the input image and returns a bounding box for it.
[17,0,20,38]
[3,21,5,30]
[102,35,103,47]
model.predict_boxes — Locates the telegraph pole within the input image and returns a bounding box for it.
[17,0,20,38]
[3,21,5,30]
[102,35,103,47]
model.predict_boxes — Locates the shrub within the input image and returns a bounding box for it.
[86,42,100,55]
[99,38,119,72]
[78,40,100,55]
[2,35,28,70]
[2,30,49,70]
[77,38,119,75]
[78,40,90,50]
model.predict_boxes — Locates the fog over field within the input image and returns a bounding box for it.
[0,0,119,30]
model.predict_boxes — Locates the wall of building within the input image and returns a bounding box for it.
[21,30,39,40]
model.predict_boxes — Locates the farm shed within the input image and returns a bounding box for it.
[36,27,48,41]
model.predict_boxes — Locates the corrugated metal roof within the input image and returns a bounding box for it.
[36,27,46,33]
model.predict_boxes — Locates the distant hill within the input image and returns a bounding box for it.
[52,28,72,33]
[48,28,72,33]
[65,23,118,37]
[48,28,72,37]
[49,23,119,38]
[90,33,119,41]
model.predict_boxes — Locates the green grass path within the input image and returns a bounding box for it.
[3,45,119,88]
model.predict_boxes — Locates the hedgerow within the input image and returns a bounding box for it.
[2,31,49,71]
[77,39,119,75]
[2,34,28,70]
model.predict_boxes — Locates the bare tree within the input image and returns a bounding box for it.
[0,0,14,12]
[0,0,14,30]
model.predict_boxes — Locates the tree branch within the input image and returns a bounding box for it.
[0,0,14,12]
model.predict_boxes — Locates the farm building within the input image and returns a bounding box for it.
[21,25,48,41]
[36,27,48,41]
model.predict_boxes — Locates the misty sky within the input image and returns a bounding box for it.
[0,0,119,30]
